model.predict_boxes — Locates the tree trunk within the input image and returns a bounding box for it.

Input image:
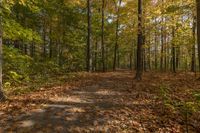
[160,24,164,71]
[87,0,92,72]
[155,28,158,70]
[143,32,146,71]
[113,0,122,71]
[160,0,165,71]
[197,0,200,71]
[135,0,143,80]
[49,24,53,58]
[164,32,167,71]
[0,5,6,101]
[176,47,180,70]
[191,16,196,72]
[130,52,133,70]
[94,38,98,71]
[101,0,105,72]
[43,23,46,58]
[148,32,151,70]
[172,27,176,73]
[30,41,35,58]
[143,47,147,71]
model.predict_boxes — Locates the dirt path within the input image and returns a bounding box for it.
[0,71,198,133]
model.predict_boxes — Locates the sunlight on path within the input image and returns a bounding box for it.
[19,120,35,128]
[0,71,185,132]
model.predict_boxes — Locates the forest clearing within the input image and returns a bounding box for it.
[1,0,200,132]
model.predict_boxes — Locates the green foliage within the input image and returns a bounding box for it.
[159,85,171,104]
[193,93,200,102]
[3,18,41,42]
[3,46,33,85]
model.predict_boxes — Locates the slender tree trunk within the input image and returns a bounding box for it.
[30,41,35,58]
[176,47,180,70]
[143,31,146,71]
[197,0,200,71]
[130,52,133,70]
[134,46,137,70]
[143,48,146,71]
[191,16,196,72]
[117,50,120,68]
[160,24,164,71]
[113,0,122,71]
[56,40,60,65]
[24,43,27,54]
[94,38,98,71]
[155,29,158,70]
[148,32,151,70]
[0,3,6,101]
[172,27,176,73]
[43,25,46,58]
[49,24,53,58]
[161,0,166,72]
[87,0,92,72]
[130,41,134,70]
[167,36,171,70]
[101,0,105,72]
[164,32,167,71]
[135,0,143,80]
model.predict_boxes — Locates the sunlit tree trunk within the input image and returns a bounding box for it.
[135,0,143,80]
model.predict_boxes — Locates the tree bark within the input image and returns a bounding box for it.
[191,16,196,72]
[43,26,46,58]
[113,0,122,71]
[154,28,158,70]
[0,2,6,101]
[49,24,53,58]
[197,0,200,71]
[135,0,143,80]
[101,0,105,72]
[87,0,92,72]
[172,27,176,73]
[160,23,164,71]
[148,32,151,70]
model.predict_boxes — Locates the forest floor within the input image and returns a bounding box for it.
[0,70,200,133]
